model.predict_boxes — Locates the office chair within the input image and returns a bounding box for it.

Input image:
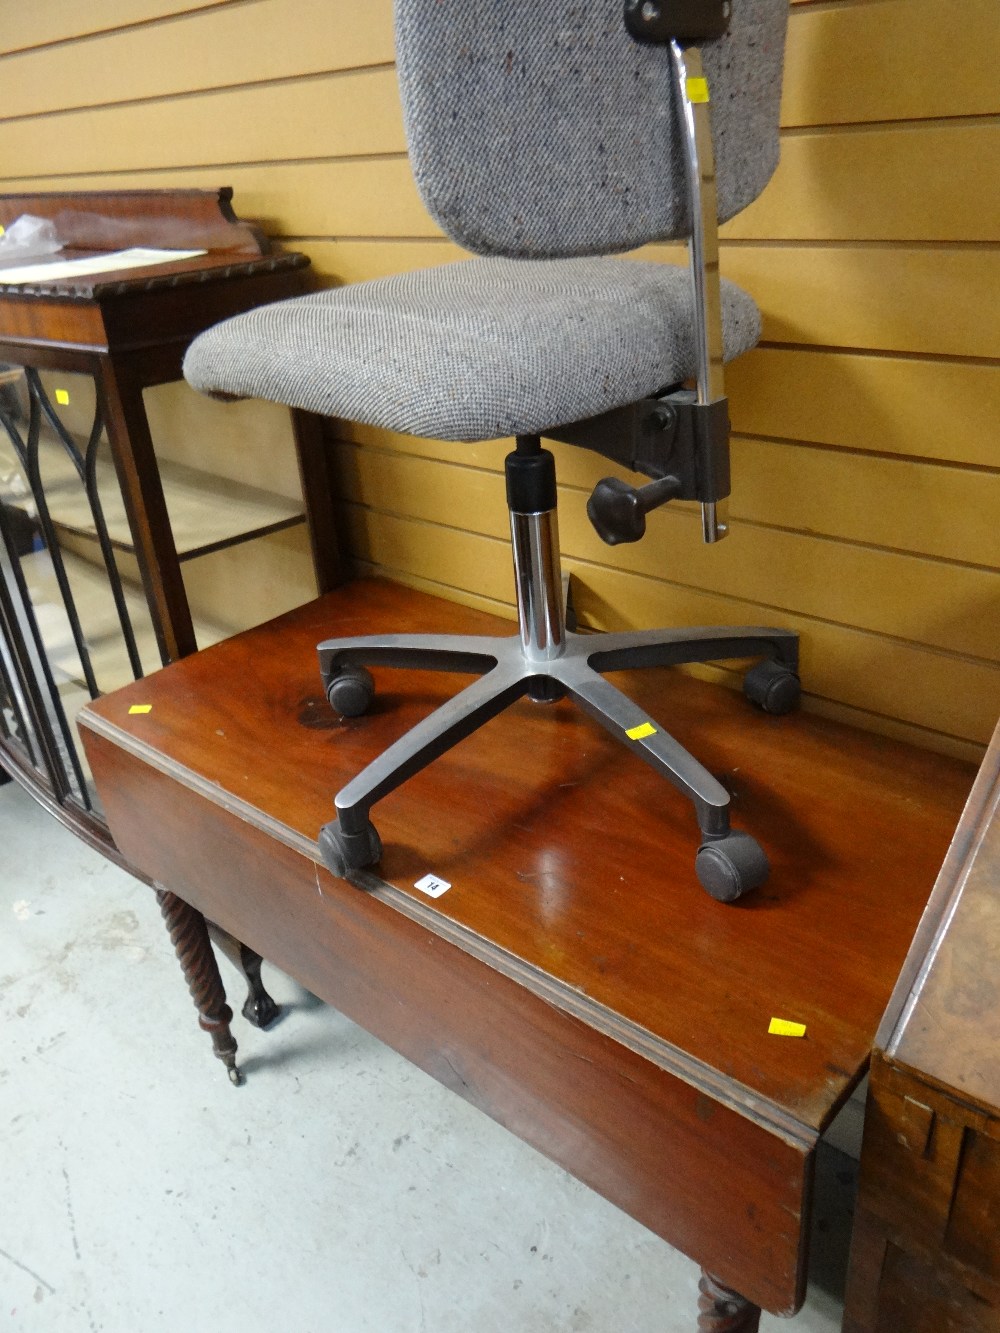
[184,0,800,902]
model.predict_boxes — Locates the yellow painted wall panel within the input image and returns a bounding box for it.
[0,68,405,179]
[0,0,395,119]
[192,158,426,240]
[725,124,1000,243]
[0,0,235,56]
[331,424,701,509]
[781,0,1000,126]
[573,563,1000,748]
[729,439,999,568]
[718,246,1000,360]
[568,502,1000,665]
[727,349,1000,468]
[292,238,461,285]
[335,445,507,538]
[5,0,997,130]
[342,506,513,606]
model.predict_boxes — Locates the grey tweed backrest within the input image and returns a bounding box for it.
[395,0,788,259]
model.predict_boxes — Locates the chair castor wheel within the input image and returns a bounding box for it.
[319,817,383,875]
[743,659,801,715]
[325,663,375,718]
[695,831,770,902]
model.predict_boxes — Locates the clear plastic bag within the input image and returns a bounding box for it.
[0,214,63,266]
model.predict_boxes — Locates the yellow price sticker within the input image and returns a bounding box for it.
[626,721,657,741]
[769,1017,807,1038]
[55,388,70,405]
[128,704,152,715]
[686,77,710,104]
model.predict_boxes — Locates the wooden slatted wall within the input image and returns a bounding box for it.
[1,0,997,760]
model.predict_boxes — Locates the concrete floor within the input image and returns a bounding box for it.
[0,778,854,1332]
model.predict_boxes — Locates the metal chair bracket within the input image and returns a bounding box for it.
[547,390,731,544]
[547,395,680,481]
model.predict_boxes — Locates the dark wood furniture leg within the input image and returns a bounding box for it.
[291,407,343,594]
[207,921,281,1029]
[697,1271,762,1332]
[155,886,241,1084]
[97,355,197,664]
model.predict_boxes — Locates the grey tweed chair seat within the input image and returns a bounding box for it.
[183,255,761,442]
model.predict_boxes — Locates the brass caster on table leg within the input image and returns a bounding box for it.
[200,1009,243,1087]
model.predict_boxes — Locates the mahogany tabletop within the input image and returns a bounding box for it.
[79,577,977,1313]
[81,578,975,1127]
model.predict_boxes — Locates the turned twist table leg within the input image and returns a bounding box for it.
[156,887,241,1085]
[697,1270,762,1332]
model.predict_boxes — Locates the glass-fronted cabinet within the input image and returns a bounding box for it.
[1,365,154,816]
[0,365,310,823]
[0,188,322,854]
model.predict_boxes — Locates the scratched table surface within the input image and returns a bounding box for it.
[79,579,977,1314]
[81,579,976,1127]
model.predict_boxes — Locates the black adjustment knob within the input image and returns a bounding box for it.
[587,475,682,546]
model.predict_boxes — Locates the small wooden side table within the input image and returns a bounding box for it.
[843,724,1000,1332]
[78,579,977,1328]
[0,188,338,850]
[0,188,338,1028]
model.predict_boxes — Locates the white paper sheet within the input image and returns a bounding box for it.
[0,247,209,284]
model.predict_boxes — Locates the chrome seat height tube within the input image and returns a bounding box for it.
[507,436,566,662]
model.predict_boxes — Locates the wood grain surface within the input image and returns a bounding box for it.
[881,727,1000,1113]
[80,579,975,1129]
[79,579,977,1314]
[843,724,1000,1331]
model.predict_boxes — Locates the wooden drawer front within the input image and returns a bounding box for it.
[84,727,812,1316]
[875,1240,998,1333]
[860,1079,967,1250]
[849,1074,1000,1323]
[946,1126,1000,1286]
